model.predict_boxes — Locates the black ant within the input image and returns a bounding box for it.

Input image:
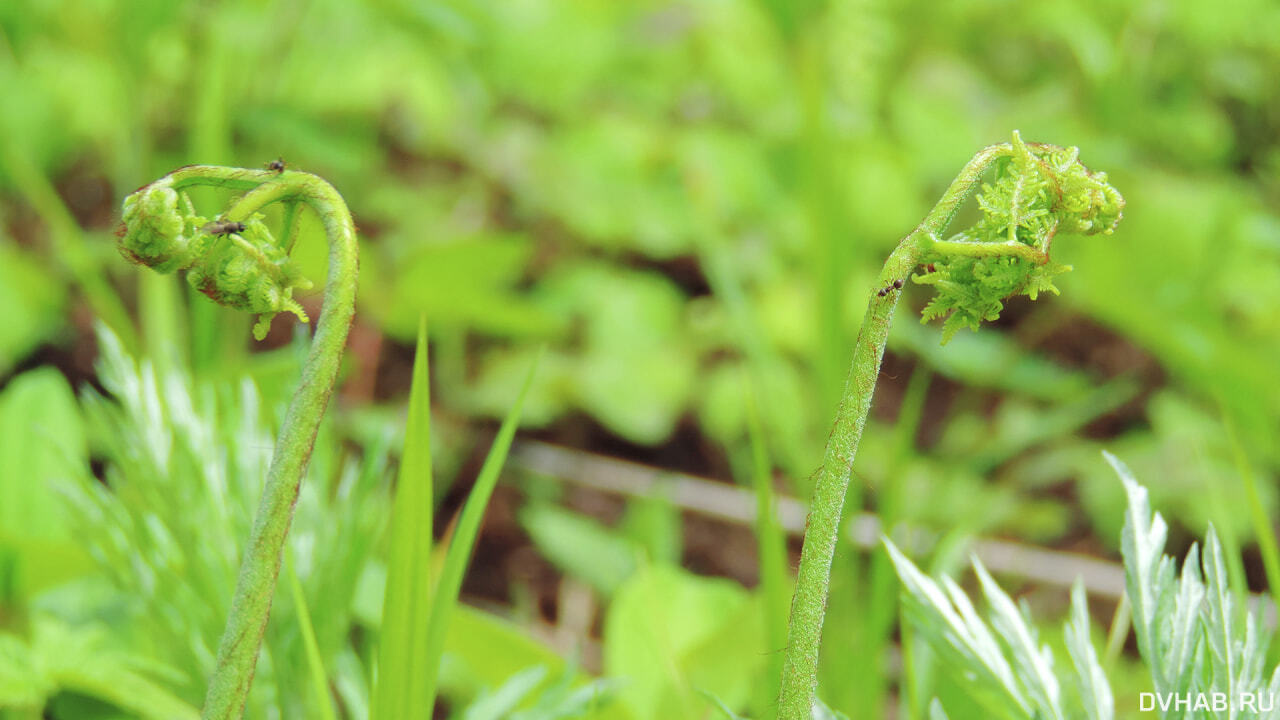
[876,278,905,297]
[266,158,286,173]
[203,220,246,235]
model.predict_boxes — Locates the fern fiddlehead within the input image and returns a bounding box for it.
[777,132,1123,719]
[913,135,1123,341]
[120,171,314,341]
[119,165,358,720]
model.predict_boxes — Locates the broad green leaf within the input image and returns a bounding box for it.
[0,631,49,706]
[0,244,64,376]
[0,367,92,599]
[538,263,695,444]
[442,606,629,720]
[520,502,640,595]
[0,617,198,720]
[679,592,766,714]
[442,606,565,691]
[603,565,763,720]
[619,490,682,568]
[811,697,852,720]
[386,234,556,338]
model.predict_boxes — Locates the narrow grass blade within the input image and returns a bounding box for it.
[699,688,747,719]
[422,347,544,709]
[374,315,435,720]
[1221,406,1280,625]
[1101,593,1130,670]
[286,550,338,720]
[1200,439,1248,602]
[743,372,787,707]
[862,365,932,715]
[462,665,548,720]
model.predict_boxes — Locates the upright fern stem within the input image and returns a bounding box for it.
[118,165,359,720]
[776,132,1122,719]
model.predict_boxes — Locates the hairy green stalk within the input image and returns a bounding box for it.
[117,165,358,719]
[777,133,1123,719]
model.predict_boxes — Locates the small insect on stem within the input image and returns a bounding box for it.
[204,220,247,235]
[876,278,906,297]
[267,158,286,173]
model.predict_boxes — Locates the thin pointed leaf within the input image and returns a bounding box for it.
[973,557,1063,720]
[422,347,544,709]
[288,552,338,720]
[463,666,548,720]
[812,696,851,720]
[375,315,435,719]
[1111,451,1171,678]
[1166,544,1204,697]
[1065,580,1113,720]
[884,538,1029,719]
[699,689,747,720]
[1202,526,1238,703]
[744,374,788,706]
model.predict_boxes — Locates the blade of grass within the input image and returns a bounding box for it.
[686,175,813,488]
[422,346,544,710]
[899,604,923,720]
[185,13,243,375]
[1197,432,1247,601]
[286,548,338,720]
[862,365,932,716]
[1221,403,1280,623]
[744,372,788,709]
[1101,593,1130,670]
[0,147,137,352]
[374,314,435,720]
[139,273,186,379]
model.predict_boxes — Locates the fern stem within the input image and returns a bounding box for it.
[777,144,1014,719]
[198,168,358,720]
[123,164,359,719]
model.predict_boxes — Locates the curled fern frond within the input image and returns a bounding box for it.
[184,215,312,340]
[781,133,1121,720]
[117,164,360,719]
[119,182,208,274]
[119,174,312,340]
[911,131,1124,342]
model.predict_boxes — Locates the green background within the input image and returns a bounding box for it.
[1,0,1278,717]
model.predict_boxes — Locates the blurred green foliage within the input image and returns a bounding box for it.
[2,0,1280,717]
[2,0,1276,500]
